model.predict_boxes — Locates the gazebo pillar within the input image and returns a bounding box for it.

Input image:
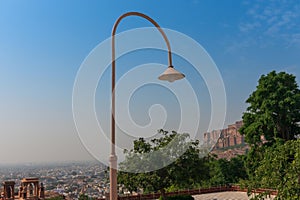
[2,181,15,200]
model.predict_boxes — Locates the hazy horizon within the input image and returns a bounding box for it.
[1,0,300,164]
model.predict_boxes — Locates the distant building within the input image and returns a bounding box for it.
[204,121,245,150]
[203,121,249,159]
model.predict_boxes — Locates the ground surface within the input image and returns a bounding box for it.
[193,191,275,200]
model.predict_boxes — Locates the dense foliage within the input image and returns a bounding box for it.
[118,130,209,199]
[240,71,300,145]
[207,156,247,186]
[243,139,300,200]
[240,71,300,199]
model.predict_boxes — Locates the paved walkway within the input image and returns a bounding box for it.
[193,191,275,200]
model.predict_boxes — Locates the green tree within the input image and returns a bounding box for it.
[118,130,209,199]
[206,157,226,186]
[239,71,300,198]
[170,139,210,189]
[240,71,300,184]
[240,71,300,146]
[207,156,247,186]
[246,139,300,200]
[228,156,248,183]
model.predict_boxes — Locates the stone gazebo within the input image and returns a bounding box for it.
[18,178,44,200]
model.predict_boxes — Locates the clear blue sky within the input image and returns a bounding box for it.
[1,0,300,164]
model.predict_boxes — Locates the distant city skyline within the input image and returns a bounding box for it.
[1,0,300,164]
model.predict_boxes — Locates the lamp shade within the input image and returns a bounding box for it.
[158,66,185,82]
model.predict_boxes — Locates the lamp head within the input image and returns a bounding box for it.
[158,66,185,82]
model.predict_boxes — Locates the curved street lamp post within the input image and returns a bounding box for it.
[110,12,185,200]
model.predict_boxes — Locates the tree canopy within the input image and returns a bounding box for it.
[118,130,209,199]
[239,71,300,199]
[245,139,300,200]
[240,70,300,146]
[207,156,247,186]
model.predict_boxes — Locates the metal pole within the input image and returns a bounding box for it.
[110,11,173,200]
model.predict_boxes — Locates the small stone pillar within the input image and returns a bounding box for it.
[2,181,15,200]
[39,183,45,199]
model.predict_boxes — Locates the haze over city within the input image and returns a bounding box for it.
[1,0,300,164]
